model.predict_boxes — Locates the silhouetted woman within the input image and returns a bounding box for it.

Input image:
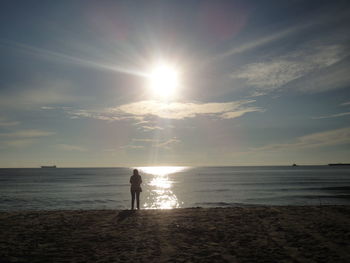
[130,169,142,210]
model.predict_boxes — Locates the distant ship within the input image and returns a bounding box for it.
[292,163,298,167]
[41,165,57,168]
[328,163,350,166]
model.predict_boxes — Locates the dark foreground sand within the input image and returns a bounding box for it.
[0,206,350,263]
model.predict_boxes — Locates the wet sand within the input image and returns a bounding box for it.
[1,206,349,262]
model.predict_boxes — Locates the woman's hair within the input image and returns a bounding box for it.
[133,169,139,175]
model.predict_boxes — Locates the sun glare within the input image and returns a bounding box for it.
[137,166,187,209]
[148,63,180,99]
[138,166,187,176]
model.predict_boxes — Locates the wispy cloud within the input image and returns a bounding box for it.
[5,139,37,148]
[341,101,350,106]
[155,138,180,149]
[121,137,180,150]
[0,117,19,127]
[120,138,157,149]
[0,129,55,138]
[232,45,348,94]
[216,23,314,60]
[114,100,263,120]
[137,125,164,131]
[103,148,117,152]
[0,78,79,109]
[256,127,350,151]
[0,129,55,148]
[215,6,350,61]
[312,112,350,119]
[41,106,56,110]
[57,144,87,152]
[132,139,158,143]
[66,109,124,121]
[120,145,145,149]
[66,100,263,122]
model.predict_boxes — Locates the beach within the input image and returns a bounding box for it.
[1,206,349,262]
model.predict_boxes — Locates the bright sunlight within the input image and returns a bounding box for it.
[148,63,180,99]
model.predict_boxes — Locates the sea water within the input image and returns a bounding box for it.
[0,166,349,211]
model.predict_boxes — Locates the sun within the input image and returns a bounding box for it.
[148,63,180,99]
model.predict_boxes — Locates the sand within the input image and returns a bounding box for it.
[0,206,349,262]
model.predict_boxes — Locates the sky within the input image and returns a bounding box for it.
[0,0,349,167]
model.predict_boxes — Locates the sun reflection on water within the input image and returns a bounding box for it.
[137,166,187,209]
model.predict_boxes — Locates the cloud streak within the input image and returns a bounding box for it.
[155,138,180,149]
[215,6,350,61]
[57,144,87,152]
[0,129,55,138]
[121,137,180,150]
[66,100,263,123]
[341,101,350,106]
[0,129,55,148]
[0,78,79,109]
[0,118,19,127]
[114,100,263,120]
[257,127,350,151]
[4,139,36,148]
[137,125,164,131]
[312,112,350,119]
[216,23,314,60]
[232,45,348,94]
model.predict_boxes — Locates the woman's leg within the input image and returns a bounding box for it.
[131,190,135,210]
[136,191,140,210]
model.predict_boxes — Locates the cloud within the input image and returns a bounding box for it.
[257,127,350,151]
[0,129,55,138]
[0,118,19,127]
[5,139,36,147]
[120,138,158,149]
[57,144,87,152]
[66,100,263,123]
[114,100,263,120]
[121,137,180,150]
[0,129,55,148]
[292,58,350,93]
[0,78,79,109]
[138,126,164,131]
[232,45,348,93]
[134,120,151,125]
[132,139,158,143]
[41,106,56,110]
[341,101,350,106]
[216,23,313,60]
[312,112,350,119]
[103,148,117,152]
[215,7,350,61]
[120,145,145,149]
[155,138,180,149]
[66,109,124,121]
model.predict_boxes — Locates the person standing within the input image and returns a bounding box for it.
[130,169,142,210]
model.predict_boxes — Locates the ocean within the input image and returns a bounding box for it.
[0,166,349,211]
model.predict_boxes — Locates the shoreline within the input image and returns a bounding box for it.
[1,206,349,262]
[0,204,350,215]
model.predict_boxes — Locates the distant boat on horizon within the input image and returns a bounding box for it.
[292,163,298,167]
[41,165,57,168]
[328,163,350,166]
